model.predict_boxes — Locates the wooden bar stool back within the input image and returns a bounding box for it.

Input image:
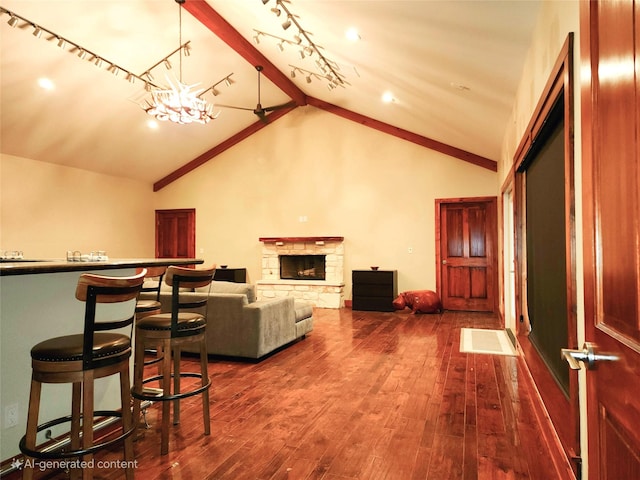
[131,265,215,455]
[134,266,166,320]
[19,270,146,480]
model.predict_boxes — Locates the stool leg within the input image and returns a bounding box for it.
[82,370,94,480]
[22,378,42,480]
[173,346,181,426]
[119,365,135,480]
[132,329,146,434]
[199,338,211,436]
[70,382,82,480]
[161,338,171,456]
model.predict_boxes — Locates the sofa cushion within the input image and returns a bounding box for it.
[195,281,256,303]
[293,300,313,323]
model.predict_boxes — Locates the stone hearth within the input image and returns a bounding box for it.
[257,237,345,308]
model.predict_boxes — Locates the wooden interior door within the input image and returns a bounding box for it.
[155,209,196,259]
[581,0,640,478]
[436,197,497,312]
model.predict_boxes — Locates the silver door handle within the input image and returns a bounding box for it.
[561,342,619,370]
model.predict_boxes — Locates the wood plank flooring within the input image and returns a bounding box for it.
[9,308,567,479]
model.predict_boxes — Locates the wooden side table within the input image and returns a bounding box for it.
[352,270,398,311]
[213,267,247,283]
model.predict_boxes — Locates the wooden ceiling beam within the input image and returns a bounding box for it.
[183,0,306,106]
[307,97,497,172]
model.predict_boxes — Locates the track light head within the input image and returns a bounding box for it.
[282,17,292,30]
[163,58,172,70]
[77,49,87,60]
[261,0,270,4]
[271,7,281,17]
[183,43,191,56]
[7,15,18,27]
[32,26,42,38]
[94,57,103,68]
[57,37,66,49]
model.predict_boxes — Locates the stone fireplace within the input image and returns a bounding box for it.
[257,236,345,308]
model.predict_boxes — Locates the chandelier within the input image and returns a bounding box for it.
[143,0,218,124]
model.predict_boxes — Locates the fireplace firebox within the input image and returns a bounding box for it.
[280,255,326,280]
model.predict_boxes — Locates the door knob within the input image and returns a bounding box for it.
[442,260,447,264]
[561,342,619,370]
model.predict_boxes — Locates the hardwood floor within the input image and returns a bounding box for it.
[10,308,567,479]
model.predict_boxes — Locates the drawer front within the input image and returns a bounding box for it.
[352,296,395,312]
[214,268,247,283]
[352,270,396,285]
[353,284,395,297]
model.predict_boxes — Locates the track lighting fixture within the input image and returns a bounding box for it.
[258,1,348,89]
[0,5,235,125]
[288,65,349,89]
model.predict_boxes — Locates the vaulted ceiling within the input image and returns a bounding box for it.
[0,0,540,190]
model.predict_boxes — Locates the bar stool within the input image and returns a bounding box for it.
[19,270,146,480]
[131,265,215,455]
[134,266,167,427]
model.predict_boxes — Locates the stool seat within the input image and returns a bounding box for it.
[32,333,130,363]
[136,312,205,332]
[135,299,162,314]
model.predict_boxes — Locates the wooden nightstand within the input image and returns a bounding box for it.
[352,270,398,311]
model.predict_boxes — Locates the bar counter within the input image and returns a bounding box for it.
[0,257,204,464]
[0,257,203,276]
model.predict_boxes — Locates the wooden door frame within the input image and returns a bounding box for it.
[435,196,498,313]
[507,34,579,475]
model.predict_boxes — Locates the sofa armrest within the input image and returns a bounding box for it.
[242,297,296,358]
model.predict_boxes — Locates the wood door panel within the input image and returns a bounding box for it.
[581,0,640,477]
[155,209,195,259]
[438,198,497,312]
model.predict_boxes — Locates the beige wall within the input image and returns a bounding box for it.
[153,105,498,299]
[0,154,155,259]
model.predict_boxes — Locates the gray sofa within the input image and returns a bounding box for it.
[139,281,313,359]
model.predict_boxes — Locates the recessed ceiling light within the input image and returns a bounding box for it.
[345,27,361,42]
[147,120,159,129]
[381,91,395,103]
[37,78,55,91]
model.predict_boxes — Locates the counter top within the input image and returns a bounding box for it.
[0,258,204,276]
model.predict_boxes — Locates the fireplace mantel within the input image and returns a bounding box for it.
[259,236,344,243]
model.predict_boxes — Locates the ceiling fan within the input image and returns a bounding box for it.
[217,66,295,123]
